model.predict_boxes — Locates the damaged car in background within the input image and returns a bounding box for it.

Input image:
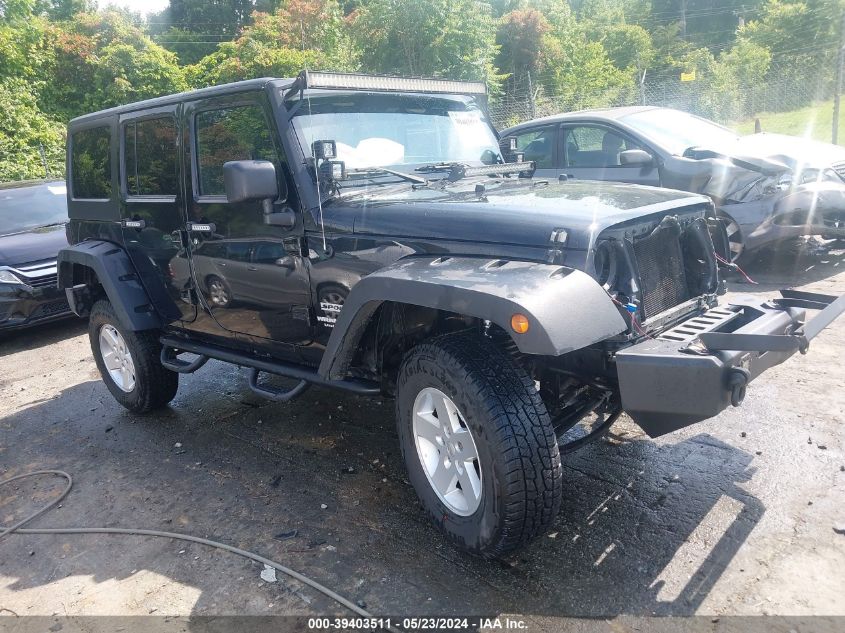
[501,106,845,261]
[0,180,72,332]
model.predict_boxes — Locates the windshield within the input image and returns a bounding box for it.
[0,182,68,236]
[290,93,502,171]
[622,108,741,155]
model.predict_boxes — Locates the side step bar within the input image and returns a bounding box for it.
[159,336,381,399]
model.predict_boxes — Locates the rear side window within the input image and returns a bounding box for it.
[124,116,179,197]
[71,126,112,199]
[195,104,279,196]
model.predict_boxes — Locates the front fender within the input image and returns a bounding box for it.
[318,256,627,380]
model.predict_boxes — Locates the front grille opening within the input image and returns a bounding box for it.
[25,273,58,288]
[633,225,690,320]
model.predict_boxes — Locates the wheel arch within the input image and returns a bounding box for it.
[58,240,164,331]
[317,256,628,381]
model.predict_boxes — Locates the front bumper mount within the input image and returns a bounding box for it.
[616,290,845,437]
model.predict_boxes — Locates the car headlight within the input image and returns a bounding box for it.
[0,269,23,284]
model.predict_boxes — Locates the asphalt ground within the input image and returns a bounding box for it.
[1,240,844,631]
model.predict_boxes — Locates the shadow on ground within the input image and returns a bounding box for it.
[726,238,845,292]
[1,369,762,619]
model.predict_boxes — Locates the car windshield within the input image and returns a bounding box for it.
[0,182,68,236]
[290,93,502,173]
[622,108,741,155]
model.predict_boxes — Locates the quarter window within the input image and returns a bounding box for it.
[71,126,112,199]
[512,127,555,168]
[124,116,179,197]
[195,104,280,197]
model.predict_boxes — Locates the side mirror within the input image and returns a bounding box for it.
[619,149,653,166]
[223,160,286,204]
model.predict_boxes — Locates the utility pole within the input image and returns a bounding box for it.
[833,9,845,144]
[527,70,536,120]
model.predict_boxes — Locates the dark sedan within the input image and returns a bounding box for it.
[0,180,73,331]
[501,106,845,260]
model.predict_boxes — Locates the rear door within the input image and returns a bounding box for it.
[559,123,660,186]
[119,106,196,323]
[183,90,313,346]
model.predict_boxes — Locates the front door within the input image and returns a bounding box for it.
[183,91,313,345]
[559,124,661,186]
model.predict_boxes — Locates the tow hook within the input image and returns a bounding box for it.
[728,367,750,407]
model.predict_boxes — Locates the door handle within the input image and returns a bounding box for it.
[247,266,258,271]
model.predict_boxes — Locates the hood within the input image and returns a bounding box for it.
[340,179,711,250]
[734,133,845,170]
[0,224,68,267]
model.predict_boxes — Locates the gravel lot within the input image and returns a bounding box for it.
[1,242,844,629]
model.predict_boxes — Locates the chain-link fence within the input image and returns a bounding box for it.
[488,65,833,130]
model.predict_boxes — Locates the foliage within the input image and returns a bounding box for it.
[149,0,280,64]
[352,0,503,88]
[40,11,187,121]
[186,0,356,87]
[2,0,845,185]
[0,78,65,181]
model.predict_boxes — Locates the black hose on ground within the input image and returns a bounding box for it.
[0,470,397,629]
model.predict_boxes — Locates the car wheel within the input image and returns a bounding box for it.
[206,276,231,308]
[89,299,178,413]
[396,332,562,556]
[720,214,745,262]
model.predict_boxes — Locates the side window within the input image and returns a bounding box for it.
[71,126,112,200]
[195,104,280,197]
[226,243,251,262]
[563,125,641,168]
[124,116,179,197]
[253,242,285,265]
[512,127,555,168]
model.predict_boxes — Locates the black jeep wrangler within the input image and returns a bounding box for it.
[58,72,844,555]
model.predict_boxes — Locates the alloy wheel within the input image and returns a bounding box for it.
[98,324,136,393]
[412,387,482,516]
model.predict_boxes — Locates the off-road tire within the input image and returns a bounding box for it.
[396,332,563,556]
[89,299,178,413]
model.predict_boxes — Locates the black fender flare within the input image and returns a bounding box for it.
[57,240,163,331]
[318,256,628,380]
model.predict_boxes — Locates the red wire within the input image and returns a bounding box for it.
[715,252,758,285]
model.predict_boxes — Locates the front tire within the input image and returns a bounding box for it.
[89,299,178,413]
[396,332,562,556]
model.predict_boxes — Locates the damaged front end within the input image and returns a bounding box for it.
[616,289,845,436]
[696,148,845,250]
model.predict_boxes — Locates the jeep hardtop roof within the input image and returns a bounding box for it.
[69,72,489,127]
[69,78,294,126]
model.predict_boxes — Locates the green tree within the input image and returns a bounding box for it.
[41,10,187,121]
[0,78,65,181]
[150,0,282,65]
[187,0,357,87]
[352,0,502,87]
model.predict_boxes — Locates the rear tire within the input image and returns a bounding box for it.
[396,332,562,556]
[89,299,178,413]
